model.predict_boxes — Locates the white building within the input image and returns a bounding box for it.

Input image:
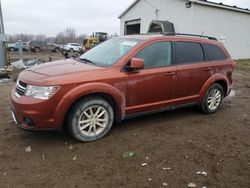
[119,0,250,59]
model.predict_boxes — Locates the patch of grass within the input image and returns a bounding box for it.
[236,59,250,71]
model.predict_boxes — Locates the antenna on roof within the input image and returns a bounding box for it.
[200,32,204,37]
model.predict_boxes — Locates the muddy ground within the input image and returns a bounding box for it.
[6,50,65,64]
[0,52,250,188]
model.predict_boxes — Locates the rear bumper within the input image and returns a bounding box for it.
[10,88,61,130]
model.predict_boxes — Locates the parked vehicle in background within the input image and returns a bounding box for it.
[26,41,61,52]
[7,42,27,52]
[11,33,236,142]
[83,32,108,51]
[63,43,82,52]
[47,43,61,53]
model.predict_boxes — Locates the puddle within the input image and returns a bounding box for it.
[0,78,11,83]
[227,89,236,99]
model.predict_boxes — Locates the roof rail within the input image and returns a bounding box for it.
[163,32,217,40]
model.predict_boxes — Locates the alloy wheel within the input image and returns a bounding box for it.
[78,105,108,136]
[207,88,222,111]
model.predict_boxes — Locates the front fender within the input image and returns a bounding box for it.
[54,82,125,128]
[199,73,229,102]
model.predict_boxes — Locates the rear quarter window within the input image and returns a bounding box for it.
[203,44,227,61]
[175,42,204,64]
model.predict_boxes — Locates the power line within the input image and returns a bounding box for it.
[143,0,159,18]
[143,0,159,11]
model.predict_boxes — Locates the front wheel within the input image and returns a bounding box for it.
[55,48,60,53]
[68,97,114,142]
[200,83,224,114]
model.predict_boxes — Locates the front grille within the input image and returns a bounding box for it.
[16,80,27,96]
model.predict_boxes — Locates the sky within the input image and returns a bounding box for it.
[1,0,250,36]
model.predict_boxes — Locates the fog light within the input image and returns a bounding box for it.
[23,117,35,127]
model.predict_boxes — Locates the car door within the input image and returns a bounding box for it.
[124,41,177,116]
[173,41,212,106]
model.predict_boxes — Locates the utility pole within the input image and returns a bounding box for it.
[0,0,7,69]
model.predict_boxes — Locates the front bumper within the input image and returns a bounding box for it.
[10,88,61,130]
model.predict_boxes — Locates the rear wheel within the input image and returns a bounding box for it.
[200,83,224,114]
[35,47,40,52]
[68,97,114,142]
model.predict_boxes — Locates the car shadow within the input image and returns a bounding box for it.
[113,106,201,130]
[13,106,201,144]
[13,124,77,144]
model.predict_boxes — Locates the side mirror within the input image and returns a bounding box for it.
[126,58,144,72]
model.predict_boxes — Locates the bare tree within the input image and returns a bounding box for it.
[65,27,76,42]
[34,34,46,41]
[7,28,88,44]
[55,32,66,44]
[7,34,34,42]
[55,28,87,44]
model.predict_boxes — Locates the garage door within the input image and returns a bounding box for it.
[125,19,141,35]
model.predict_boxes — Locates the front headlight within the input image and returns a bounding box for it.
[25,85,60,100]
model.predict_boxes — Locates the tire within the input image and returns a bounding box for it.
[68,97,114,142]
[70,48,74,53]
[55,48,60,53]
[200,83,224,114]
[35,47,40,52]
[9,47,15,52]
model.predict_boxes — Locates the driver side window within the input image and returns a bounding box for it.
[135,42,172,69]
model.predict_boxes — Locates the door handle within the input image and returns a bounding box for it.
[164,72,176,76]
[203,67,212,71]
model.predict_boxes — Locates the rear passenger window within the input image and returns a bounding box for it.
[203,44,227,61]
[175,42,204,64]
[135,42,172,69]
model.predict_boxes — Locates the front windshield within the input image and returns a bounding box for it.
[80,38,140,66]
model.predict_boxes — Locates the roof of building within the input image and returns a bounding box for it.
[118,0,250,18]
[190,0,250,14]
[118,0,139,18]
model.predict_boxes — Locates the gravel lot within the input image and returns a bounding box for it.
[0,52,250,188]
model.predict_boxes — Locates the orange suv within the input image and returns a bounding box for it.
[11,33,236,142]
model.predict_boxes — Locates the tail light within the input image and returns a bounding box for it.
[232,61,237,69]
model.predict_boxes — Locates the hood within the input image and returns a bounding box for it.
[19,59,106,85]
[27,59,104,77]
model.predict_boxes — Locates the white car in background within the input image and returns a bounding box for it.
[63,43,82,52]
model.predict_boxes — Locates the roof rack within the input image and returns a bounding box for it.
[163,32,217,41]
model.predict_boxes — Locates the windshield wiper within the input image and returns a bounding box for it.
[80,58,96,65]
